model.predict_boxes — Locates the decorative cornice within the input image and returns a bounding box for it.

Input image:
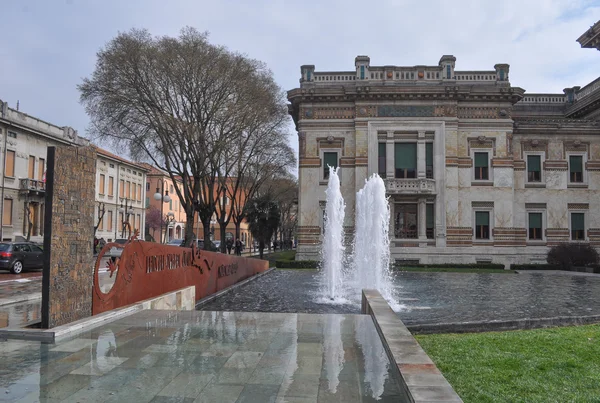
[568,203,589,210]
[458,106,511,119]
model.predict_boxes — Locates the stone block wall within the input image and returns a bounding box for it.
[42,146,97,328]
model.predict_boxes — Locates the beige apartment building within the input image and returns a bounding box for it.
[288,24,600,265]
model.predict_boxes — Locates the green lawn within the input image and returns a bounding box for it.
[415,324,600,402]
[396,267,514,274]
[251,250,296,267]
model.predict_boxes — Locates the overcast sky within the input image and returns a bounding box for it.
[1,0,599,165]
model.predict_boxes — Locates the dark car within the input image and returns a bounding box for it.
[0,242,44,274]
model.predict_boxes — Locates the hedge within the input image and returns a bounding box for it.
[393,263,506,270]
[275,260,319,269]
[509,264,560,271]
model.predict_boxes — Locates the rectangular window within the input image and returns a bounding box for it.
[38,158,45,181]
[107,211,113,232]
[137,184,142,201]
[108,177,114,196]
[571,213,585,240]
[394,204,418,239]
[2,199,12,225]
[137,214,141,232]
[146,182,150,191]
[119,180,124,197]
[475,211,490,239]
[99,174,105,195]
[569,156,583,183]
[126,181,131,200]
[28,156,35,179]
[474,152,489,180]
[169,199,173,210]
[323,152,338,180]
[394,143,417,179]
[527,155,541,182]
[7,131,16,139]
[5,150,15,177]
[426,143,434,179]
[378,143,386,178]
[146,197,150,208]
[170,184,174,193]
[426,204,434,239]
[360,65,365,79]
[528,212,542,240]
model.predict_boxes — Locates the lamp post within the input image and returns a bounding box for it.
[153,180,171,244]
[118,198,134,238]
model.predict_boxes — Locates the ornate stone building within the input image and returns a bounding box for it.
[288,32,600,265]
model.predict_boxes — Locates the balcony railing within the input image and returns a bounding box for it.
[19,178,46,193]
[384,178,435,195]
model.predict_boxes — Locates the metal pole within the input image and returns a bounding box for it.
[0,127,7,241]
[160,180,164,244]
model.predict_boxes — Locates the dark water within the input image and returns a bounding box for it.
[200,270,600,326]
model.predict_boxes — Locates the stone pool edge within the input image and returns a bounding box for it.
[0,286,196,342]
[362,289,463,403]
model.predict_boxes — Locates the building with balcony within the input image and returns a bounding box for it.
[0,100,89,243]
[289,29,600,265]
[94,149,148,243]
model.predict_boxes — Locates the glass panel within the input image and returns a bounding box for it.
[378,143,386,177]
[529,213,542,229]
[426,204,434,239]
[474,152,488,168]
[475,211,489,226]
[323,152,338,179]
[571,213,584,231]
[570,156,583,173]
[395,143,417,170]
[527,155,541,172]
[394,204,418,239]
[426,143,434,179]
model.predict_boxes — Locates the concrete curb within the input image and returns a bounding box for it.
[0,292,41,307]
[195,267,276,309]
[407,314,600,334]
[362,289,463,403]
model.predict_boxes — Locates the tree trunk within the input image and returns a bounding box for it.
[219,222,227,253]
[202,218,212,250]
[259,240,264,259]
[183,210,195,247]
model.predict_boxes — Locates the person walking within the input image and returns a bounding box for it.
[234,238,242,256]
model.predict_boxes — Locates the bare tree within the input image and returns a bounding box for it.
[79,27,290,248]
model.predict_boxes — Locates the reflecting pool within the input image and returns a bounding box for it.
[1,310,408,402]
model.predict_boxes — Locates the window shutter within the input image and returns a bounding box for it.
[570,156,583,173]
[395,143,417,169]
[475,211,489,226]
[571,213,584,231]
[426,204,434,228]
[528,213,542,229]
[426,143,433,167]
[527,155,541,172]
[5,150,15,177]
[474,152,488,168]
[324,152,338,170]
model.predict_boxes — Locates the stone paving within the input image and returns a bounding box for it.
[1,310,408,402]
[200,270,600,326]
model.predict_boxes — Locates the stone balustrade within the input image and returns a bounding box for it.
[384,178,436,195]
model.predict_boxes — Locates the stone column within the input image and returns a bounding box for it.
[386,131,395,178]
[417,130,426,178]
[418,197,427,245]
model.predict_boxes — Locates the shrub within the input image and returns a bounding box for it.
[275,260,319,269]
[393,262,506,270]
[547,243,599,270]
[509,264,560,271]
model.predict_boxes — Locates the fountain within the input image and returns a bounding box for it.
[320,166,347,301]
[353,174,397,306]
[320,170,399,309]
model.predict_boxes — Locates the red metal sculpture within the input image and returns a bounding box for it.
[92,232,268,315]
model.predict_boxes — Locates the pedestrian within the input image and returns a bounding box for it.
[226,238,233,254]
[235,238,242,256]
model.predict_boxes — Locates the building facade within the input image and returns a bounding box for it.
[289,45,599,265]
[140,163,187,243]
[94,149,147,242]
[0,100,89,243]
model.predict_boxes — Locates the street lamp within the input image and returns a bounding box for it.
[118,198,134,238]
[153,180,171,243]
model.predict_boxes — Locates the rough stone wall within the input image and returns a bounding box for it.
[42,146,96,328]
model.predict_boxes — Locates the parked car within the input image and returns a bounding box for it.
[0,242,44,274]
[167,239,184,246]
[105,239,129,262]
